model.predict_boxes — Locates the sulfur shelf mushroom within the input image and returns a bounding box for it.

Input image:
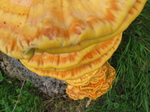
[66,62,116,100]
[0,0,147,58]
[0,0,147,100]
[20,33,121,100]
[20,33,121,71]
[20,33,122,81]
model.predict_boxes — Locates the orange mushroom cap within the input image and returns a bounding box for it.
[66,62,116,100]
[20,33,121,70]
[0,0,147,59]
[20,33,122,80]
[20,33,120,100]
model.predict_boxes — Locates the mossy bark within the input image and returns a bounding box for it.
[0,52,66,97]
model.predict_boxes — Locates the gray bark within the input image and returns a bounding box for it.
[0,52,66,97]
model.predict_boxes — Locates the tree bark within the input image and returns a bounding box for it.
[0,52,66,97]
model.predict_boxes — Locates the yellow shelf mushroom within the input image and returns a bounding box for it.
[0,0,147,100]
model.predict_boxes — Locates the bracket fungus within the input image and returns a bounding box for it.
[0,0,147,100]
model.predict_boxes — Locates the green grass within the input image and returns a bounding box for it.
[0,1,150,112]
[0,72,44,112]
[85,1,150,112]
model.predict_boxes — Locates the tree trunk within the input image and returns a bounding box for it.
[0,52,66,97]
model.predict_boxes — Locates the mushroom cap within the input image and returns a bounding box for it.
[20,33,122,81]
[0,0,147,59]
[20,33,121,70]
[66,62,116,100]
